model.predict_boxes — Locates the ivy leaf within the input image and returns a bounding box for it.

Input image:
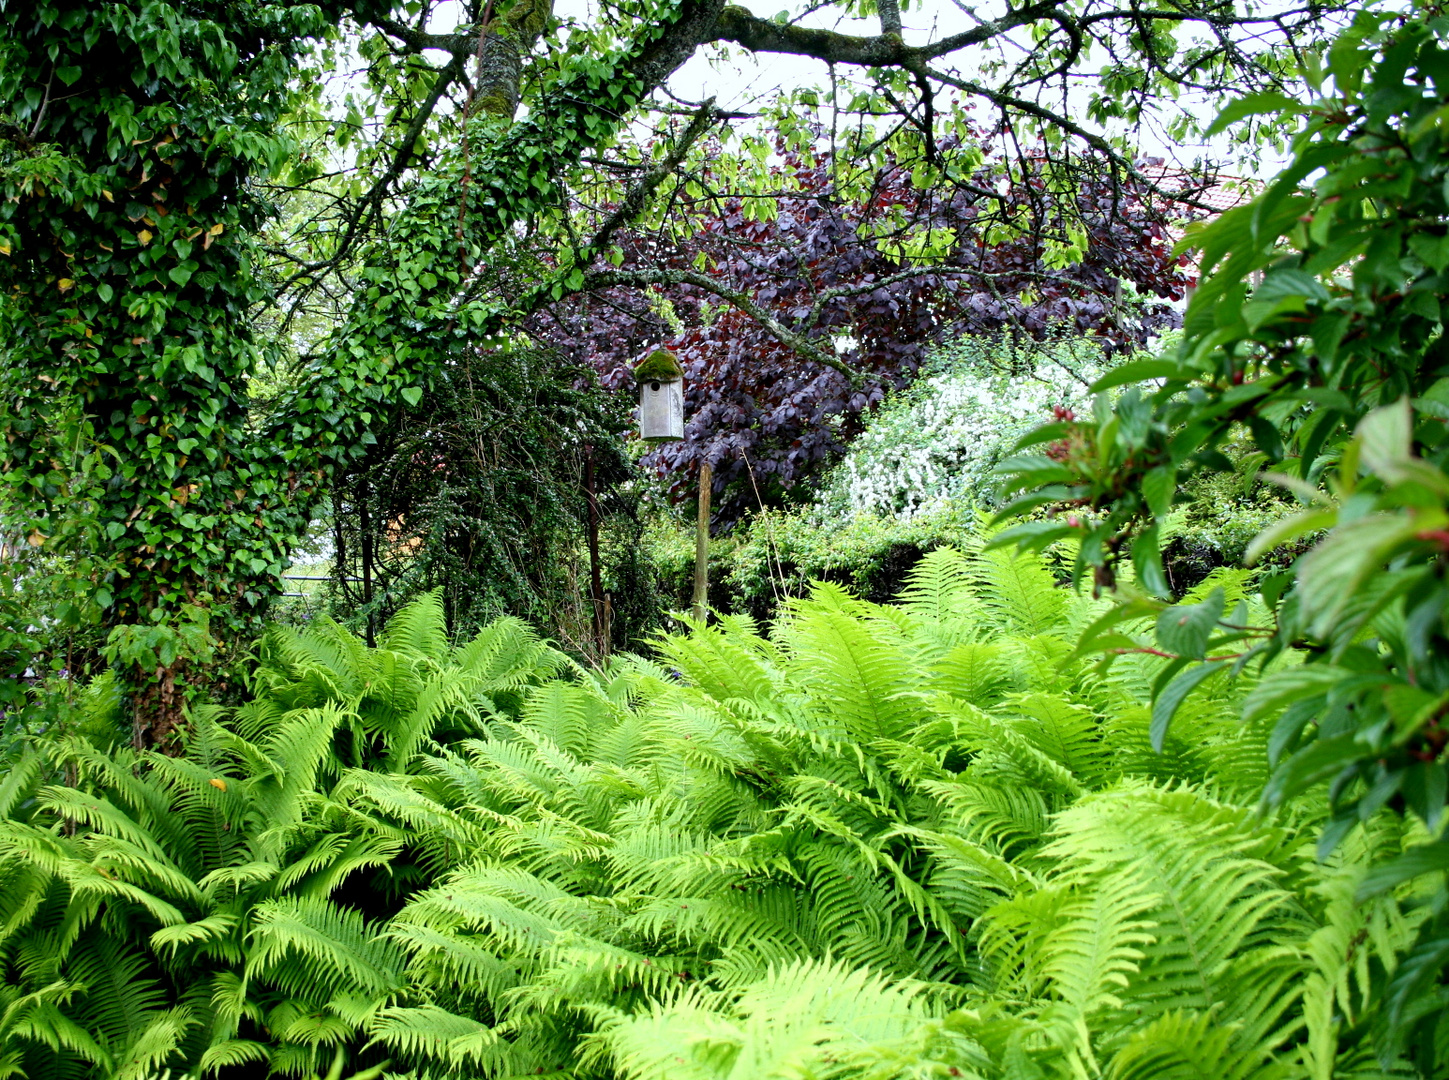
[400,387,423,407]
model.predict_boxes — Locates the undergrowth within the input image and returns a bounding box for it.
[0,546,1440,1077]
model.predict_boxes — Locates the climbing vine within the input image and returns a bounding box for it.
[0,0,350,742]
[0,0,701,741]
[272,0,707,471]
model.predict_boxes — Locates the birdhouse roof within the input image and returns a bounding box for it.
[634,348,684,382]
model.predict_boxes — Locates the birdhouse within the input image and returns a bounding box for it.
[635,348,684,441]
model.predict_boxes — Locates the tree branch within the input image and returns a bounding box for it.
[710,0,1067,66]
[279,51,466,296]
[583,99,718,257]
[585,268,860,383]
[876,0,903,38]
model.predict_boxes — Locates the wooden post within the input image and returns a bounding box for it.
[692,461,711,623]
[583,444,607,659]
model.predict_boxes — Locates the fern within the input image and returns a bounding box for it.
[1,546,1440,1078]
[596,957,936,1080]
[972,546,1068,637]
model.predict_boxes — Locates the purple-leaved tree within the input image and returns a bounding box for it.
[532,138,1193,525]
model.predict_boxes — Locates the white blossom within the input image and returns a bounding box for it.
[816,336,1103,519]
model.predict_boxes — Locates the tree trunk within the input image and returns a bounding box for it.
[131,660,188,754]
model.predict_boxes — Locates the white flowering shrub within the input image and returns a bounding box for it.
[816,334,1112,518]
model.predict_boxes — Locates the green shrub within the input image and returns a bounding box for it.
[0,546,112,750]
[1159,454,1312,595]
[648,503,982,621]
[649,473,1301,627]
[815,334,1108,519]
[642,327,1296,626]
[994,11,1449,1054]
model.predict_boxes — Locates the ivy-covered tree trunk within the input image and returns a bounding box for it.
[0,1,334,744]
[0,0,723,744]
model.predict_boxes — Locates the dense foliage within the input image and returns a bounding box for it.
[11,5,1449,1078]
[814,334,1107,519]
[0,0,348,741]
[0,0,734,738]
[1,549,1441,1077]
[545,142,1188,524]
[998,8,1449,1056]
[650,504,981,621]
[325,343,647,652]
[0,0,1351,731]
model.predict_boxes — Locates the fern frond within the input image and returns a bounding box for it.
[781,603,923,742]
[65,936,171,1052]
[245,703,350,843]
[897,546,981,644]
[366,1005,509,1072]
[1038,872,1157,1020]
[885,824,1034,921]
[927,697,1083,801]
[2,981,111,1070]
[378,589,449,663]
[452,615,564,696]
[197,1037,271,1072]
[520,681,594,756]
[109,1004,195,1080]
[246,897,404,1003]
[654,624,783,708]
[929,642,1015,709]
[918,775,1052,856]
[0,748,42,821]
[599,957,934,1080]
[1043,782,1309,1058]
[1104,1008,1292,1080]
[149,913,238,960]
[1005,693,1111,787]
[972,547,1067,638]
[380,667,481,770]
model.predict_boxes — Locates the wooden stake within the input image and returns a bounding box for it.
[583,444,607,658]
[692,461,711,623]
